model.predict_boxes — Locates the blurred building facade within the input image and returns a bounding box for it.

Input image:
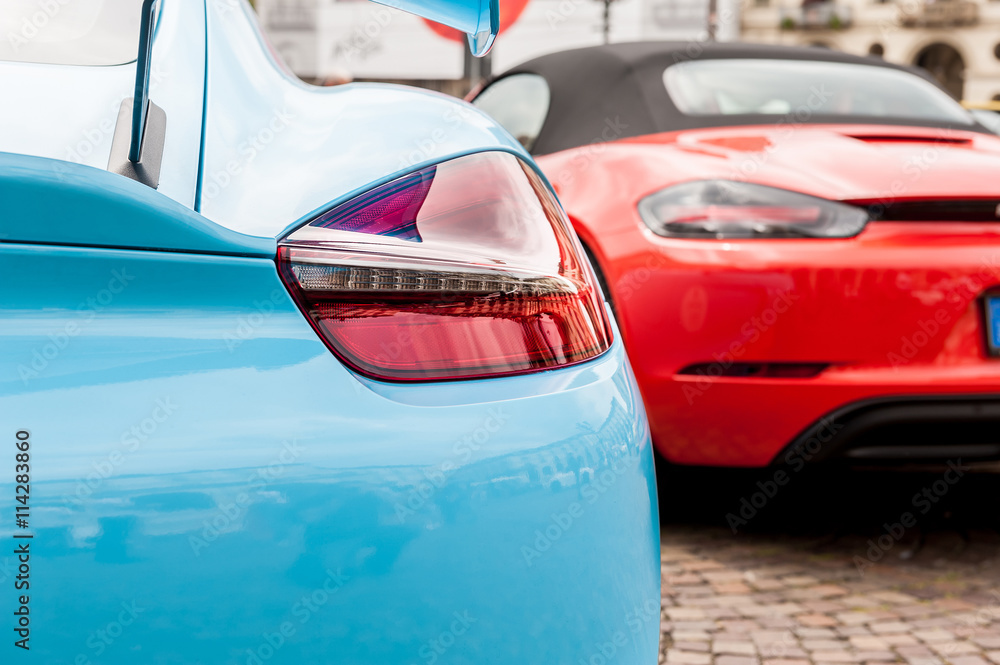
[254,0,741,87]
[741,0,1000,102]
[252,0,1000,102]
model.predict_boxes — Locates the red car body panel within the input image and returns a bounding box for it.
[538,124,1000,467]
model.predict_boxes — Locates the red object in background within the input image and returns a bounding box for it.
[422,0,532,43]
[536,123,1000,467]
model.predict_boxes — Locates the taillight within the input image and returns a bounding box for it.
[638,180,869,239]
[277,151,613,382]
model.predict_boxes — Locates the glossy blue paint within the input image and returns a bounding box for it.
[371,0,499,56]
[0,242,660,664]
[0,152,272,256]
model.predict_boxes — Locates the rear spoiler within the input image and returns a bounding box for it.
[0,152,273,257]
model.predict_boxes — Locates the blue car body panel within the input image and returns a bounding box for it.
[0,0,660,662]
[0,242,659,664]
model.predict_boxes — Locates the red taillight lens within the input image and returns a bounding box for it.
[277,152,613,382]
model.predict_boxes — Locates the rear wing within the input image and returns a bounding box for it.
[0,152,272,256]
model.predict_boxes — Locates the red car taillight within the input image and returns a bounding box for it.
[277,151,613,382]
[638,180,869,239]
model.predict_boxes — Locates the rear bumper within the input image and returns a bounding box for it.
[611,222,1000,467]
[646,371,1000,466]
[776,394,1000,465]
[0,242,659,664]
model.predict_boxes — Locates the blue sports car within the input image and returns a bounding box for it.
[0,0,659,662]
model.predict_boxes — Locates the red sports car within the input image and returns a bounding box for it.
[472,42,1000,467]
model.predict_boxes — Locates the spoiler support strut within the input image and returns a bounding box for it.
[107,0,166,189]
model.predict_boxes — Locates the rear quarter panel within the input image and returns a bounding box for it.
[0,240,660,663]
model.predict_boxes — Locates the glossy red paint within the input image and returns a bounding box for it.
[538,123,1000,467]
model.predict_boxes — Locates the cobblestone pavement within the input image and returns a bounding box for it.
[659,526,1000,665]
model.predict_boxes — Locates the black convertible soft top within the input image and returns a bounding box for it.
[496,41,978,156]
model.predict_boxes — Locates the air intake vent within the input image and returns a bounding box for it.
[677,362,829,379]
[847,134,972,145]
[859,200,1000,222]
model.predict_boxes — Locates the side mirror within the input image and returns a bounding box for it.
[370,0,499,56]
